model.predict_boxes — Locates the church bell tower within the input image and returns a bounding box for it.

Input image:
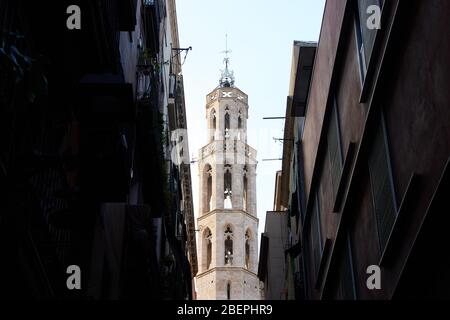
[195,43,260,300]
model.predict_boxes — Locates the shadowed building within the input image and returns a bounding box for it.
[275,0,450,300]
[0,0,197,299]
[258,171,289,300]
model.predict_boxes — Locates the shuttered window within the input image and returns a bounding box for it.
[297,140,307,223]
[327,98,344,201]
[355,0,383,81]
[368,112,397,253]
[339,234,357,300]
[311,192,323,277]
[302,240,311,299]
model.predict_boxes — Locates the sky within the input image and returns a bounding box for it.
[176,0,325,246]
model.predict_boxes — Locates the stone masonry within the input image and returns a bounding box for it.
[195,78,260,300]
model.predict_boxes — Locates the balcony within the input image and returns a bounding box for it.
[78,74,135,125]
[143,0,160,54]
[77,74,135,202]
[136,51,158,102]
[118,0,138,31]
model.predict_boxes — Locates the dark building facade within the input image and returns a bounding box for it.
[276,0,450,299]
[0,0,197,299]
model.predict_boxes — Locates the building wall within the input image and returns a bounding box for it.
[297,0,450,300]
[302,0,348,201]
[263,211,289,300]
[119,2,142,96]
[0,0,197,299]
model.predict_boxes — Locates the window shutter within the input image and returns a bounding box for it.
[339,234,357,299]
[328,102,343,200]
[368,117,396,252]
[357,0,381,66]
[311,194,323,277]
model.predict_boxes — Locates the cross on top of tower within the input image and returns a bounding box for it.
[219,34,235,87]
[222,34,231,60]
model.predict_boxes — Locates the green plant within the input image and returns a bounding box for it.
[141,48,160,72]
[0,33,48,103]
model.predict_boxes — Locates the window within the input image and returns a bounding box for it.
[311,192,323,277]
[327,98,344,200]
[227,282,231,300]
[224,225,233,265]
[368,111,397,254]
[243,167,248,211]
[204,165,212,213]
[207,236,212,269]
[354,1,367,82]
[224,167,232,209]
[339,233,357,300]
[237,110,243,140]
[301,249,310,299]
[354,0,383,83]
[212,109,217,129]
[207,175,212,211]
[245,230,251,269]
[204,228,212,271]
[210,109,216,141]
[224,113,230,138]
[296,140,307,223]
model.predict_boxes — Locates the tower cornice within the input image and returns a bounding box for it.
[197,208,259,223]
[199,140,257,163]
[196,266,258,279]
[206,86,248,107]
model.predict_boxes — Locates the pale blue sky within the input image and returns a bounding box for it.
[176,0,325,243]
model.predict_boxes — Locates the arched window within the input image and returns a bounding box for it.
[204,165,212,213]
[207,175,212,211]
[203,228,212,271]
[243,166,248,211]
[227,282,231,300]
[224,113,230,138]
[224,225,233,265]
[224,167,232,209]
[211,109,216,129]
[237,115,242,140]
[245,229,251,269]
[210,109,216,142]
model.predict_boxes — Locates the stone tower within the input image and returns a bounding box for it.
[195,52,260,300]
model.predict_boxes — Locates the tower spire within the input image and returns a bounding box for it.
[220,34,235,87]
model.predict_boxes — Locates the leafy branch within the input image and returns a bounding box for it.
[0,32,48,103]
